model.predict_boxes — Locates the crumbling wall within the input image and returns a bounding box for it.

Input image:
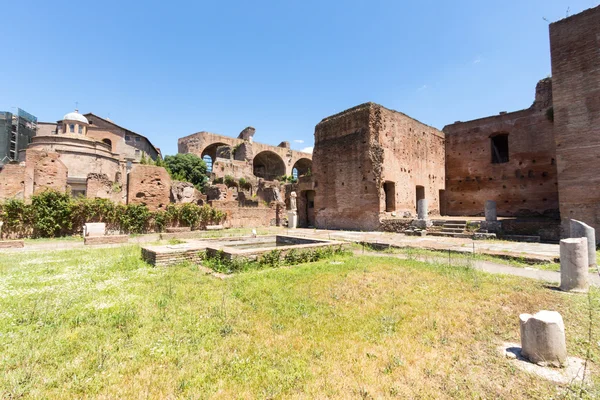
[0,164,26,200]
[171,181,206,204]
[550,5,600,239]
[443,79,558,217]
[210,200,283,228]
[86,173,124,203]
[127,165,172,210]
[24,150,68,196]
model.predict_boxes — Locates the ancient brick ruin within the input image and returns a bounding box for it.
[0,5,598,240]
[312,103,445,230]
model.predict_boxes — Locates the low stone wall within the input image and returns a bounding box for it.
[211,201,284,228]
[84,235,129,245]
[141,243,208,267]
[379,218,413,233]
[0,240,24,249]
[501,219,561,243]
[165,227,191,233]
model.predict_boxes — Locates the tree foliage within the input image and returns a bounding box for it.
[163,153,209,190]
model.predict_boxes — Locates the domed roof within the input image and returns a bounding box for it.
[62,110,89,124]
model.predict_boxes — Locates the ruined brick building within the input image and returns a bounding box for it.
[309,6,600,239]
[178,127,312,183]
[1,6,598,238]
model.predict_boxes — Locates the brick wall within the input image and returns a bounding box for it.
[211,200,283,228]
[0,164,26,200]
[23,150,68,197]
[550,5,600,239]
[127,165,172,211]
[443,79,558,217]
[313,103,445,230]
[86,173,125,203]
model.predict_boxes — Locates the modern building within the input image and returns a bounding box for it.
[0,108,37,166]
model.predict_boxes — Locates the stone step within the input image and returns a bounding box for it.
[442,224,466,229]
[429,232,473,239]
[441,228,464,233]
[436,220,467,224]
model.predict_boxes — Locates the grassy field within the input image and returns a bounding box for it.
[0,245,598,398]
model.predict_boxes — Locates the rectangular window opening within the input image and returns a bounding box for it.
[491,134,509,164]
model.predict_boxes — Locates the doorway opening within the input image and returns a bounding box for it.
[416,185,425,213]
[383,181,396,212]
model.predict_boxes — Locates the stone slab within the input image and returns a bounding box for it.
[0,240,24,249]
[84,235,129,245]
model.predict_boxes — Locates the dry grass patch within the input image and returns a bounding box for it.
[0,246,598,398]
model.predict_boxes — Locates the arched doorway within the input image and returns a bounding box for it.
[253,151,285,180]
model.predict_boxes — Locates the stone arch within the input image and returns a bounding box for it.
[253,151,286,180]
[292,158,312,179]
[201,142,230,173]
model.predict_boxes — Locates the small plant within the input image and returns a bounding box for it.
[224,175,238,188]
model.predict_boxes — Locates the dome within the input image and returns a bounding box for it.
[62,110,89,124]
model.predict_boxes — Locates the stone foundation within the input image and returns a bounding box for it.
[84,235,129,245]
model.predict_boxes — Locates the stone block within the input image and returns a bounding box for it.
[559,238,589,292]
[83,222,106,237]
[474,232,497,240]
[480,221,501,233]
[519,310,567,367]
[166,227,191,233]
[205,225,224,231]
[570,219,597,268]
[411,219,432,229]
[485,200,497,222]
[287,211,298,229]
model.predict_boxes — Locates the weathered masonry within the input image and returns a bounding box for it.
[550,5,600,237]
[443,79,558,218]
[178,128,312,182]
[312,103,445,230]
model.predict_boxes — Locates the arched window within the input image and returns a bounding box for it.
[203,155,213,173]
[102,138,112,150]
[69,124,75,133]
[78,125,83,134]
[292,168,299,179]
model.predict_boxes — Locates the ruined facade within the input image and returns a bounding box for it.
[443,79,558,218]
[178,128,312,183]
[550,6,600,236]
[312,103,445,230]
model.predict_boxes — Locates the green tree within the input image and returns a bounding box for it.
[163,153,209,190]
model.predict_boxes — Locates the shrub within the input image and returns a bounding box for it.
[31,190,73,238]
[224,175,238,188]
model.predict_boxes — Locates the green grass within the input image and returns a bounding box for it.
[0,246,598,398]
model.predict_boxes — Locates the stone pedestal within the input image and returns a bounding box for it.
[559,238,589,292]
[287,211,298,229]
[519,310,567,367]
[570,219,597,268]
[411,219,432,229]
[485,200,497,222]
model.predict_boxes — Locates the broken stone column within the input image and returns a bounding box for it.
[559,237,589,292]
[519,310,567,367]
[570,219,597,269]
[485,200,497,222]
[417,199,428,220]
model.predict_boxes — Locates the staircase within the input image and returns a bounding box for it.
[428,220,472,238]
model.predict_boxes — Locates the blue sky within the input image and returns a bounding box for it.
[1,0,598,156]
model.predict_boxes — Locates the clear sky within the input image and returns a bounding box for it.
[1,0,598,156]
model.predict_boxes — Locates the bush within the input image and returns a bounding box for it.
[0,190,227,238]
[31,190,73,238]
[163,153,209,191]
